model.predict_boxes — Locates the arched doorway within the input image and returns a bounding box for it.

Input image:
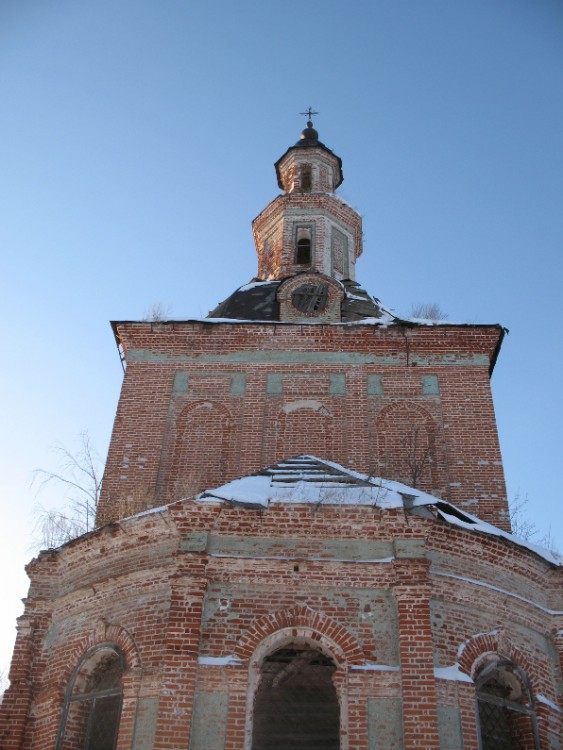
[251,644,339,750]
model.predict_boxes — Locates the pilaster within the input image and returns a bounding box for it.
[393,540,441,749]
[152,561,207,750]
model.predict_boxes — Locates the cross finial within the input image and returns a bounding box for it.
[299,107,319,123]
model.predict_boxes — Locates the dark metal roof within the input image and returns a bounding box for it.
[207,278,389,323]
[208,281,280,321]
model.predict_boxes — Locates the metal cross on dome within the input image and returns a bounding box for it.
[299,107,319,122]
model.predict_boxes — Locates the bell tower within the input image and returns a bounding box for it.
[252,116,363,286]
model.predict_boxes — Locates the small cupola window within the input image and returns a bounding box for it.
[296,238,311,265]
[300,165,312,192]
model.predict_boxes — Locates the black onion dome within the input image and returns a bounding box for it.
[299,120,319,144]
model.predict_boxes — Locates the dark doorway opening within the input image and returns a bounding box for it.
[251,645,339,750]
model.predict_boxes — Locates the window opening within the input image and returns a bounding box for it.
[296,238,311,265]
[251,645,339,750]
[57,645,124,750]
[301,166,312,192]
[476,658,539,750]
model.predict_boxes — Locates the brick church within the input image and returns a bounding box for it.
[1,119,562,749]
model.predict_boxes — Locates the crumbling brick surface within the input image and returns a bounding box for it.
[1,501,561,749]
[99,320,508,530]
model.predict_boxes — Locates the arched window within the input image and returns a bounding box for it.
[476,657,539,750]
[57,645,124,750]
[296,238,311,265]
[251,644,339,750]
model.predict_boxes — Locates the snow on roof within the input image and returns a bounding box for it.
[200,455,435,509]
[198,455,561,567]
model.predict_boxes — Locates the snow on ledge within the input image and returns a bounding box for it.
[198,655,244,667]
[536,694,562,713]
[433,571,563,616]
[434,664,474,683]
[350,663,400,672]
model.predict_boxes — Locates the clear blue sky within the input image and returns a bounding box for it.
[1,0,562,674]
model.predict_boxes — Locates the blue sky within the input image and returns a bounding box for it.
[1,0,562,674]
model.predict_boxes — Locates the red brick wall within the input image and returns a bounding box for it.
[99,320,507,530]
[1,499,561,749]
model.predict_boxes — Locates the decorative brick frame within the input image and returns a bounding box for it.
[235,604,364,663]
[373,400,445,494]
[457,631,538,687]
[237,606,363,750]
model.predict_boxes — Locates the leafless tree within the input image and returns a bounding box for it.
[0,666,9,705]
[401,426,435,489]
[143,302,172,321]
[509,491,558,553]
[410,302,448,321]
[32,432,103,550]
[509,491,537,540]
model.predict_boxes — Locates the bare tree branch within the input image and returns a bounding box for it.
[401,426,435,489]
[410,302,448,321]
[31,432,103,549]
[143,302,172,322]
[509,491,559,554]
[0,666,8,705]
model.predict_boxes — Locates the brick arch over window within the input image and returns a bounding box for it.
[373,401,444,493]
[235,605,363,664]
[170,400,234,496]
[58,621,142,682]
[458,632,538,688]
[276,401,334,463]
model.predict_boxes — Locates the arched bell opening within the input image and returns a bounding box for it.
[251,643,340,750]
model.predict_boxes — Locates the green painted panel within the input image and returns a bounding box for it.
[422,374,440,395]
[230,373,246,395]
[173,370,246,395]
[368,697,403,749]
[129,349,490,367]
[190,692,228,750]
[173,372,189,392]
[437,705,463,750]
[367,374,384,395]
[329,374,346,395]
[266,373,283,393]
[180,533,209,552]
[132,696,159,750]
[393,539,427,559]
[207,534,393,561]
